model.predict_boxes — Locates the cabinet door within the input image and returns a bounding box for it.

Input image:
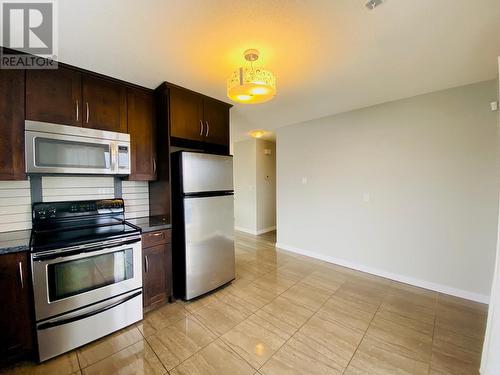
[127,87,156,181]
[203,98,230,146]
[0,70,25,180]
[169,87,204,142]
[143,244,167,308]
[0,252,32,362]
[26,66,82,126]
[82,75,127,133]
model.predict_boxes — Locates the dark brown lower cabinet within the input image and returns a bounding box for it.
[142,230,172,309]
[0,252,33,364]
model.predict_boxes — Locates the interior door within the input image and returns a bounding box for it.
[26,66,82,126]
[82,75,127,133]
[183,194,235,299]
[169,87,204,142]
[203,98,230,146]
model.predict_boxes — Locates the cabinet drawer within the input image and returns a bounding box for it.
[142,229,171,248]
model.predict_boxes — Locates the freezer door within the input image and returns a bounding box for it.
[181,152,233,194]
[183,194,235,299]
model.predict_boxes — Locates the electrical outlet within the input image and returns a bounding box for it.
[491,101,498,111]
[301,177,307,185]
[363,193,370,202]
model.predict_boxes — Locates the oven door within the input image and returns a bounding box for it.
[32,239,142,321]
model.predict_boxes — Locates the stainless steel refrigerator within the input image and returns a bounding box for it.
[171,151,235,300]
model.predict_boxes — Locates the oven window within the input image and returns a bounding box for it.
[47,249,134,302]
[35,137,111,169]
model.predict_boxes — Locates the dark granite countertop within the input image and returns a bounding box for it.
[0,216,171,254]
[0,229,31,255]
[127,215,171,233]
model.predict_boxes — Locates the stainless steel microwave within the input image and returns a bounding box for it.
[25,121,131,175]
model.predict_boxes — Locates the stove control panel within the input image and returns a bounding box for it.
[33,199,125,221]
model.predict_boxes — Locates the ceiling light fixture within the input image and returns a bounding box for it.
[366,0,383,10]
[227,49,276,104]
[249,129,266,138]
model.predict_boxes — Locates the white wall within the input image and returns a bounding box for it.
[277,80,499,302]
[256,140,276,232]
[480,59,500,375]
[234,139,257,233]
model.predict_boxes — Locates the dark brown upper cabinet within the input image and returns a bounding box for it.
[0,251,33,363]
[203,98,230,146]
[127,87,156,181]
[168,84,232,149]
[26,67,82,126]
[0,70,25,180]
[26,67,127,134]
[82,76,127,133]
[169,86,204,142]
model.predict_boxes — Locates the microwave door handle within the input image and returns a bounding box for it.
[110,143,116,172]
[37,290,142,330]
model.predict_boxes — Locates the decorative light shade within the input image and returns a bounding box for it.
[227,49,276,104]
[249,129,266,138]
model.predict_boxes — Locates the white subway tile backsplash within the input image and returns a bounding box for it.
[122,181,149,219]
[42,176,114,189]
[42,177,115,202]
[0,180,31,232]
[0,177,150,233]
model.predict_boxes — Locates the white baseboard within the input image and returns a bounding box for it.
[257,226,276,235]
[235,226,258,235]
[235,226,276,236]
[276,242,489,304]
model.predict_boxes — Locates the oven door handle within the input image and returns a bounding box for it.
[37,290,142,330]
[33,237,141,261]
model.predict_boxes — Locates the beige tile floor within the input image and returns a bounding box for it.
[2,231,488,375]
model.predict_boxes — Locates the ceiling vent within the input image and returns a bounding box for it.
[366,0,383,10]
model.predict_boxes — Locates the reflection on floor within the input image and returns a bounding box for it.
[3,230,487,374]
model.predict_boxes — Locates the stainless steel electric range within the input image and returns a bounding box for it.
[30,198,143,362]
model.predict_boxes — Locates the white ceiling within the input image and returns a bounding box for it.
[57,0,500,142]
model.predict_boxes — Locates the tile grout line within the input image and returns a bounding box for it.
[341,291,385,374]
[75,348,83,372]
[169,246,315,373]
[75,326,145,371]
[255,281,344,373]
[143,338,170,375]
[427,294,439,375]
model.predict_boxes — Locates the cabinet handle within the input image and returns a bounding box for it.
[153,158,157,174]
[153,232,163,237]
[75,100,79,121]
[199,120,204,136]
[18,262,24,289]
[86,102,90,123]
[205,121,210,137]
[144,255,149,273]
